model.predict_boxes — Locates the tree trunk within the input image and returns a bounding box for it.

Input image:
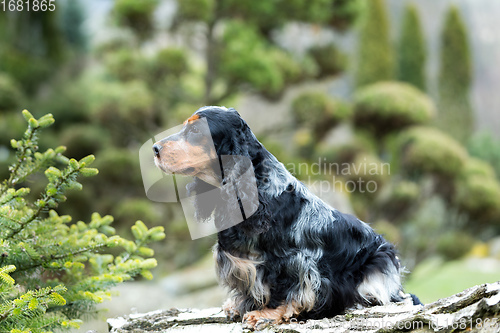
[108,282,500,332]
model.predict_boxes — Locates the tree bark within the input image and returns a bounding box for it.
[108,281,500,332]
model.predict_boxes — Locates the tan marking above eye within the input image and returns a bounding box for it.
[183,114,200,125]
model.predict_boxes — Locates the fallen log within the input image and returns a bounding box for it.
[108,281,500,332]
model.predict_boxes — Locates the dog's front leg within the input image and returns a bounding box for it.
[242,303,298,331]
[222,297,242,321]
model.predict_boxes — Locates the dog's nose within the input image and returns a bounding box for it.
[152,143,162,157]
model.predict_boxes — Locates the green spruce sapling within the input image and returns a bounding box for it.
[0,110,165,333]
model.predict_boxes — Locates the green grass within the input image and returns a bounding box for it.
[403,257,500,304]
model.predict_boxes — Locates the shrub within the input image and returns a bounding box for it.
[461,158,496,179]
[390,180,420,205]
[455,158,500,219]
[292,92,351,141]
[373,220,401,245]
[467,132,500,179]
[293,128,315,160]
[272,50,303,86]
[314,130,376,167]
[355,0,394,87]
[397,126,468,178]
[219,21,289,99]
[437,231,474,260]
[397,4,427,91]
[0,110,165,332]
[343,152,388,192]
[176,0,215,23]
[308,44,346,78]
[113,0,159,39]
[378,180,420,221]
[150,48,189,80]
[327,0,366,31]
[437,6,473,143]
[353,82,435,137]
[104,49,146,81]
[0,73,23,112]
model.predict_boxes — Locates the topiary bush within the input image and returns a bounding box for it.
[0,110,165,332]
[460,157,496,179]
[308,44,347,78]
[397,126,467,178]
[149,48,189,82]
[292,92,351,141]
[272,50,303,86]
[353,82,435,137]
[355,0,394,87]
[437,6,473,143]
[377,180,420,221]
[104,49,146,81]
[219,21,305,100]
[437,231,474,260]
[343,152,388,194]
[176,0,215,23]
[468,132,500,179]
[455,158,500,220]
[292,128,316,160]
[397,3,427,91]
[113,0,159,39]
[327,0,366,31]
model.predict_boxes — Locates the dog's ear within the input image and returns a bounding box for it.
[187,178,220,221]
[227,108,241,117]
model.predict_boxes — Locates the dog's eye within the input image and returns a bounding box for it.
[189,126,200,134]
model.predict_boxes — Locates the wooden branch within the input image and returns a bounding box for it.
[108,282,500,332]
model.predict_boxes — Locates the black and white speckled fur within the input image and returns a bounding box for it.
[180,106,416,321]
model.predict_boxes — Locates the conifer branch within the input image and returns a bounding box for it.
[0,111,165,332]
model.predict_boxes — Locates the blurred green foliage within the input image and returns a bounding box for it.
[0,73,23,112]
[0,10,68,93]
[220,21,301,100]
[173,0,363,104]
[292,92,351,142]
[456,158,500,221]
[397,4,426,91]
[353,82,436,137]
[397,126,467,178]
[308,44,347,78]
[355,0,394,87]
[437,6,473,143]
[0,111,165,332]
[437,231,475,260]
[113,0,159,39]
[468,132,500,179]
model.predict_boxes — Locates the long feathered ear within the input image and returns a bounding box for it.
[214,117,258,157]
[187,178,220,222]
[238,192,273,235]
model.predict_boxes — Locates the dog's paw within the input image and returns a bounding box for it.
[223,298,241,321]
[242,309,284,331]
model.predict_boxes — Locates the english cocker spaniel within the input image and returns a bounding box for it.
[153,106,420,331]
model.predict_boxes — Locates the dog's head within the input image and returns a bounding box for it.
[153,106,263,231]
[153,106,259,186]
